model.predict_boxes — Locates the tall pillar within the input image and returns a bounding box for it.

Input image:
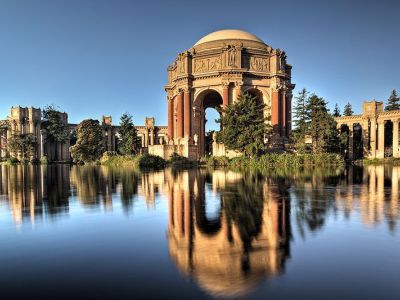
[362,121,369,158]
[271,89,280,134]
[281,89,286,137]
[377,120,385,159]
[393,119,399,158]
[286,93,292,135]
[176,92,184,138]
[370,118,377,158]
[150,129,154,146]
[222,84,229,107]
[348,124,354,160]
[183,89,191,138]
[168,98,174,140]
[234,83,242,103]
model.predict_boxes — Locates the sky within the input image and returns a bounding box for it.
[0,0,399,126]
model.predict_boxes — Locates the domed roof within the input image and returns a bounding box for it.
[194,29,264,46]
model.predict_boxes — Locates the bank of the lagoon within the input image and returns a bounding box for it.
[0,164,399,300]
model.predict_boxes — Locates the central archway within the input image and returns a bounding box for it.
[193,89,223,155]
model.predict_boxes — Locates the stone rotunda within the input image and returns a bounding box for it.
[164,29,295,157]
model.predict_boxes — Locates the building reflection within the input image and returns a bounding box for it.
[167,169,291,298]
[335,165,400,231]
[0,165,70,226]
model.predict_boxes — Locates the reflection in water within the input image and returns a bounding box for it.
[167,170,291,297]
[0,165,399,298]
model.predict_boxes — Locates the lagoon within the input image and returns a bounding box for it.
[0,165,399,299]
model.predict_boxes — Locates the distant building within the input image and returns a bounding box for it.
[0,106,167,161]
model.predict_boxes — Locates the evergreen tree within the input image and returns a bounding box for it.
[385,89,400,111]
[333,104,341,117]
[292,88,309,152]
[70,119,104,163]
[118,113,140,155]
[343,102,353,116]
[306,94,339,154]
[217,93,271,157]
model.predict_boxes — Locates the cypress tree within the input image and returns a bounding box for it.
[118,113,140,155]
[385,89,400,111]
[333,104,341,117]
[343,102,353,116]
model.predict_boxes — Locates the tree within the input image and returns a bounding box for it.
[306,94,339,154]
[7,133,37,160]
[292,88,309,152]
[217,93,270,157]
[333,104,341,117]
[118,113,140,155]
[343,102,353,116]
[70,119,104,163]
[385,89,400,111]
[42,105,69,143]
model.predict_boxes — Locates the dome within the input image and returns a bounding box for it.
[194,29,264,46]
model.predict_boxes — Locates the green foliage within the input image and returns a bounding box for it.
[118,113,141,155]
[385,89,400,111]
[138,154,166,169]
[7,133,37,160]
[292,88,309,152]
[306,94,339,154]
[70,119,104,164]
[343,102,353,116]
[333,104,341,117]
[205,155,230,167]
[168,153,197,167]
[217,93,271,157]
[42,105,69,143]
[229,153,344,170]
[5,157,20,165]
[40,155,49,165]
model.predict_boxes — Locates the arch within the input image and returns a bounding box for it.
[193,88,224,155]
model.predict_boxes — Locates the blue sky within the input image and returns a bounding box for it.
[0,0,399,126]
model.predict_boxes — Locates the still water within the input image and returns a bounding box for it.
[0,165,399,300]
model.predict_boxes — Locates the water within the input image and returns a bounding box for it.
[0,165,399,300]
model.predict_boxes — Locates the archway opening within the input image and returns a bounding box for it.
[339,124,350,159]
[195,90,223,156]
[384,120,393,157]
[353,123,363,159]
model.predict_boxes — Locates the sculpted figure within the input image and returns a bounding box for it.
[193,133,198,146]
[228,47,236,66]
[212,131,217,143]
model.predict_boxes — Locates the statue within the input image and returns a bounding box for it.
[212,131,217,143]
[193,134,198,146]
[228,47,236,67]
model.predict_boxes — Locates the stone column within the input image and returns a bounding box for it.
[144,130,149,147]
[222,84,229,107]
[393,119,399,158]
[362,120,369,158]
[281,89,286,137]
[176,92,184,138]
[150,129,154,146]
[370,118,377,158]
[377,120,385,159]
[348,124,354,160]
[234,83,242,103]
[141,135,144,147]
[168,98,174,140]
[271,89,280,134]
[184,89,191,139]
[286,92,292,135]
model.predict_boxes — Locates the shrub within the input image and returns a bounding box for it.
[6,157,20,165]
[168,153,197,168]
[138,154,166,169]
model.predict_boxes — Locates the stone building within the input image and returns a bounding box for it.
[162,29,295,157]
[0,106,167,161]
[335,100,400,159]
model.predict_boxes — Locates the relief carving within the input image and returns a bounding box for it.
[194,56,221,73]
[249,56,269,72]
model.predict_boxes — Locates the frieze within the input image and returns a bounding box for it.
[193,56,222,73]
[247,56,270,72]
